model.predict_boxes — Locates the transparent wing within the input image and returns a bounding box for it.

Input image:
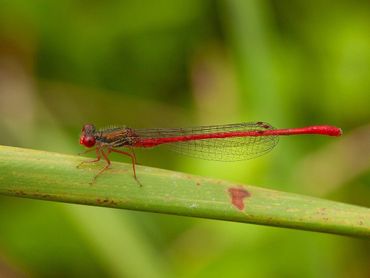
[132,122,279,161]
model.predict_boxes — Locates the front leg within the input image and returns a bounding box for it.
[77,147,101,168]
[78,148,96,156]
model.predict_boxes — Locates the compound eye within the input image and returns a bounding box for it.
[82,136,96,148]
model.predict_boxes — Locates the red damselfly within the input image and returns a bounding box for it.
[78,122,342,183]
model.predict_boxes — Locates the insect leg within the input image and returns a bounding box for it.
[77,147,102,168]
[78,148,96,156]
[92,148,111,183]
[110,148,141,186]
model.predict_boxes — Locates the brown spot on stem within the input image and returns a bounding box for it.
[96,198,118,207]
[228,187,251,210]
[31,193,51,199]
[110,200,118,206]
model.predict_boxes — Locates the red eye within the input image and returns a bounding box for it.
[81,136,96,148]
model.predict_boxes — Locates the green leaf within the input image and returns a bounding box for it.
[0,145,369,238]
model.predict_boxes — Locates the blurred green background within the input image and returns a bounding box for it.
[0,0,369,277]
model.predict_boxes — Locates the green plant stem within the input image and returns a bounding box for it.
[0,145,369,238]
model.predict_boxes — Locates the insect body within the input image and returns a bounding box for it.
[78,122,342,183]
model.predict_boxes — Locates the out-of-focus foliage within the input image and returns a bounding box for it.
[0,0,369,277]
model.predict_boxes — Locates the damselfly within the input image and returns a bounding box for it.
[78,122,342,183]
